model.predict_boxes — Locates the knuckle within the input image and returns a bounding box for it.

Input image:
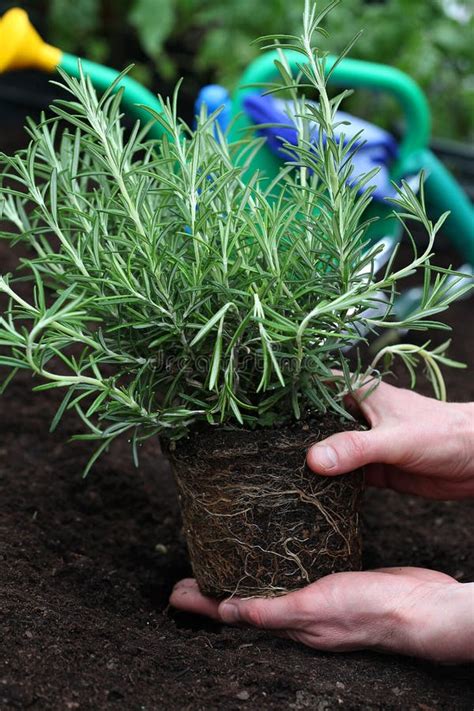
[245,602,268,628]
[345,432,369,461]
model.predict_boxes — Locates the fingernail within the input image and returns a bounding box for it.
[312,445,338,470]
[220,602,241,623]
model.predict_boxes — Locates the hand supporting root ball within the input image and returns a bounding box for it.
[171,568,473,663]
[308,381,474,500]
[170,384,474,663]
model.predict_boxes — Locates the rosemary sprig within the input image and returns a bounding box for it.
[0,1,470,470]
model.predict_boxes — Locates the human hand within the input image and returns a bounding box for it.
[170,568,474,664]
[306,382,474,500]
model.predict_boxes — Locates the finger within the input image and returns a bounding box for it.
[331,373,389,425]
[306,429,383,476]
[170,579,222,621]
[218,592,302,630]
[347,380,395,423]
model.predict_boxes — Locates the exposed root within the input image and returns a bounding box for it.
[166,416,364,598]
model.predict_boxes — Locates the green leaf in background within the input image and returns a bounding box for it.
[128,0,175,59]
[49,0,101,54]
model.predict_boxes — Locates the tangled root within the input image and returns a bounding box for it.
[167,416,364,598]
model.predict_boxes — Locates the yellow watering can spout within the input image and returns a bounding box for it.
[0,8,61,74]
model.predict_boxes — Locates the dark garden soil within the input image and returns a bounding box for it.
[1,123,474,710]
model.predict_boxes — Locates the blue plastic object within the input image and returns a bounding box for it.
[194,84,232,135]
[244,94,399,201]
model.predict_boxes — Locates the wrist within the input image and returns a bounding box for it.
[404,582,474,664]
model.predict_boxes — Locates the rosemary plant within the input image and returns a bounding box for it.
[0,2,469,471]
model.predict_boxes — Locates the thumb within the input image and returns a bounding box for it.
[306,429,380,476]
[218,595,296,630]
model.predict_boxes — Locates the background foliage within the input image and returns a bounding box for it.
[26,0,474,141]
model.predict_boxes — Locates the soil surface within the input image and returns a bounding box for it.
[1,123,474,710]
